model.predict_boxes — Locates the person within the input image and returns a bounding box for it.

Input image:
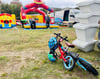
[29,18,36,29]
[21,19,27,28]
[32,18,36,29]
[45,14,50,28]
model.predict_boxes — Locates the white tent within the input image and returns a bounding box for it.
[55,9,80,22]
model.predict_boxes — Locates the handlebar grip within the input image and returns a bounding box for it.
[63,36,68,41]
[54,33,61,36]
[54,33,68,41]
[65,39,68,42]
[54,33,57,35]
[65,36,68,39]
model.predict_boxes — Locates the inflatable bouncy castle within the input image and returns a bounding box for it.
[0,13,16,29]
[20,0,59,29]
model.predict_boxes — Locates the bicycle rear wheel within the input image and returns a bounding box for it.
[78,58,98,76]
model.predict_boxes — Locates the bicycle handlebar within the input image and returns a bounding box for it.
[54,33,68,41]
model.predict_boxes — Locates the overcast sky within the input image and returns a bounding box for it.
[2,0,88,8]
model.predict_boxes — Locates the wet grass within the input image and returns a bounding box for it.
[0,26,100,79]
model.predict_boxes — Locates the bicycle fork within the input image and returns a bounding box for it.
[76,58,87,71]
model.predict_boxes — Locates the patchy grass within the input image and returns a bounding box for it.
[0,27,75,52]
[0,56,10,66]
[0,27,100,79]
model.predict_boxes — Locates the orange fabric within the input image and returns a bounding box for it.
[34,0,42,2]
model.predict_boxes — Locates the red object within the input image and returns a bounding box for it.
[50,17,55,24]
[57,36,75,62]
[59,46,67,62]
[98,20,100,24]
[5,20,8,24]
[9,20,12,23]
[65,42,75,48]
[21,0,54,23]
[1,20,4,23]
[0,13,12,17]
[60,26,68,27]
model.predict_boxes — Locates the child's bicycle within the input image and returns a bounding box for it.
[48,33,98,76]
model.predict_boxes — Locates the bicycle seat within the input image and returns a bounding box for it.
[65,42,75,48]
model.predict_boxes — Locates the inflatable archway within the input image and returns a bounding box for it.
[20,0,54,23]
[20,0,59,29]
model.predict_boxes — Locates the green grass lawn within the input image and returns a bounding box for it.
[0,27,100,79]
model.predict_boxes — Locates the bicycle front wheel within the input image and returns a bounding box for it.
[63,55,75,70]
[78,58,98,76]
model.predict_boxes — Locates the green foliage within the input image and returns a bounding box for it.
[0,56,9,62]
[0,56,9,67]
[1,3,22,18]
[0,3,62,19]
[0,56,7,60]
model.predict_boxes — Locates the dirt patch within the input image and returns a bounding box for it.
[0,49,46,76]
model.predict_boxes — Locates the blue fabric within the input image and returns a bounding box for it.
[2,24,11,29]
[0,24,2,28]
[55,18,63,25]
[36,23,46,26]
[55,18,63,23]
[47,8,52,11]
[23,6,28,10]
[11,24,16,27]
[25,23,58,26]
[61,46,66,51]
[48,37,58,50]
[1,24,16,29]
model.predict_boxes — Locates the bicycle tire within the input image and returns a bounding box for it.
[63,55,75,70]
[79,58,98,76]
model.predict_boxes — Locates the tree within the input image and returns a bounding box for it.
[1,3,22,19]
